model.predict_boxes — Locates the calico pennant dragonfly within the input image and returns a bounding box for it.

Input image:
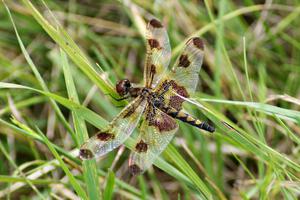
[79,18,215,175]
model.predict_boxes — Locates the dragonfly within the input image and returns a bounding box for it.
[79,18,215,175]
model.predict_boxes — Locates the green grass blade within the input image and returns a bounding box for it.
[0,118,145,199]
[0,96,45,116]
[137,176,147,200]
[36,128,88,200]
[21,0,122,104]
[0,82,210,194]
[0,141,46,200]
[61,49,101,200]
[0,175,59,185]
[201,98,300,123]
[103,169,115,200]
[200,101,300,174]
[164,144,213,199]
[3,1,76,139]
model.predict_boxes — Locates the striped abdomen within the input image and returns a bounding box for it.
[162,106,215,133]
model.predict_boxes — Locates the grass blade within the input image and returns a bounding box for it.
[35,127,88,200]
[21,0,122,104]
[60,49,101,200]
[3,1,76,139]
[103,169,115,200]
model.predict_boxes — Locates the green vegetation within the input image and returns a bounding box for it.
[0,0,300,199]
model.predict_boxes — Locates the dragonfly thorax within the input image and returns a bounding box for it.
[148,92,164,108]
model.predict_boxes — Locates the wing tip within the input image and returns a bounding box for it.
[148,18,163,28]
[129,164,142,176]
[187,37,205,50]
[79,148,94,160]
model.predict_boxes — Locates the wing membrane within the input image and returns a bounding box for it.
[128,105,178,175]
[79,96,147,160]
[144,19,171,88]
[152,79,215,132]
[150,37,204,112]
[168,37,205,95]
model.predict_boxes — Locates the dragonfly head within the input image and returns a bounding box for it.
[116,79,132,96]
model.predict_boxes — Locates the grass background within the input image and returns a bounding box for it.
[0,0,300,199]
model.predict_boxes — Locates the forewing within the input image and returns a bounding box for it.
[79,96,147,160]
[128,105,178,175]
[151,37,205,112]
[168,37,205,95]
[144,18,171,88]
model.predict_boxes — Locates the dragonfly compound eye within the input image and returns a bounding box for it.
[116,79,131,96]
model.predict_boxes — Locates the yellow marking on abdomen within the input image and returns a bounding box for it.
[186,116,194,122]
[176,110,187,118]
[195,119,202,125]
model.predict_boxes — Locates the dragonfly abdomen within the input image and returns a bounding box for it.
[162,106,215,133]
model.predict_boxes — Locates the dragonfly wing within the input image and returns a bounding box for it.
[128,104,178,175]
[144,18,171,88]
[151,38,214,132]
[153,37,205,111]
[79,96,147,160]
[169,37,205,95]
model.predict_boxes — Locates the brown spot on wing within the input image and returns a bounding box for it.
[149,19,163,28]
[150,64,156,74]
[170,80,189,97]
[168,80,189,110]
[192,37,204,50]
[157,112,177,132]
[148,110,177,132]
[129,164,142,175]
[79,149,94,160]
[148,39,160,49]
[135,140,148,153]
[97,132,115,141]
[169,96,184,110]
[178,54,190,68]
